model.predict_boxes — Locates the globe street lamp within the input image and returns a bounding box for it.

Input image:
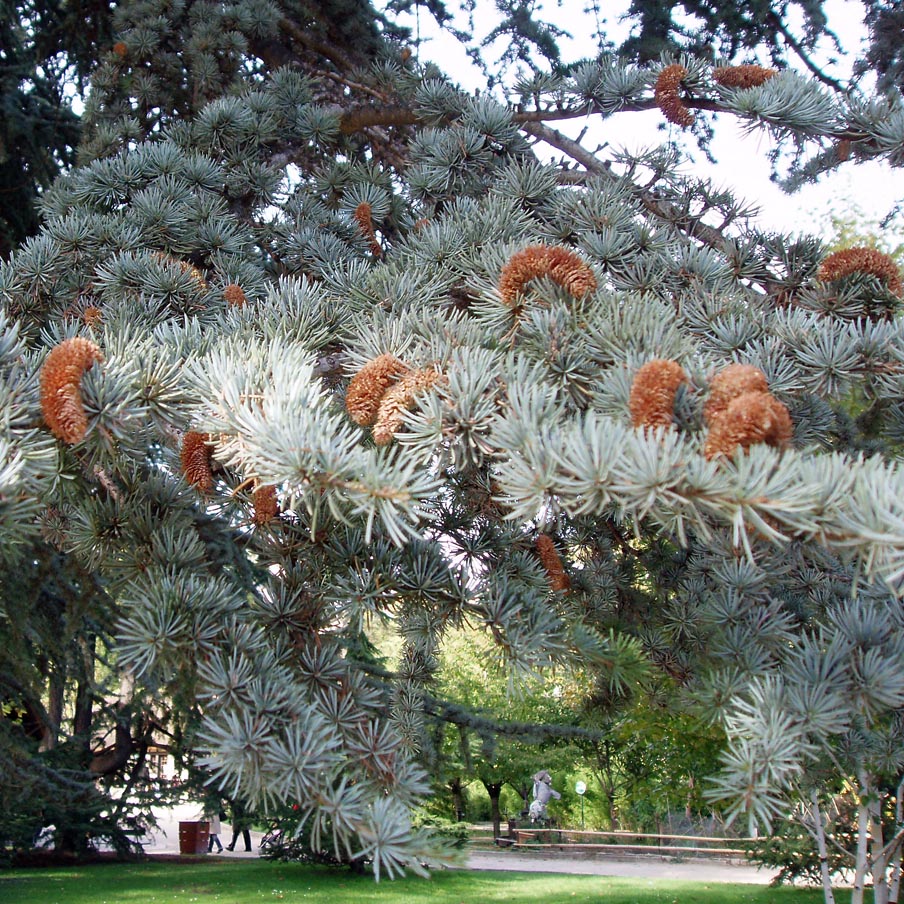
[575,780,586,831]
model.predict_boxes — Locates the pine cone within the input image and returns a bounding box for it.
[223,283,247,307]
[818,247,902,297]
[372,368,442,445]
[629,359,688,430]
[181,431,213,491]
[39,337,104,444]
[712,65,777,89]
[353,201,382,257]
[654,64,694,128]
[536,534,570,592]
[498,244,596,306]
[346,354,410,426]
[252,484,279,524]
[703,363,769,426]
[704,391,792,459]
[82,306,103,327]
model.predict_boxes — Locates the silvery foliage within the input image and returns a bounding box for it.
[4,5,904,872]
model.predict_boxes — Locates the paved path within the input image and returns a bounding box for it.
[141,805,777,884]
[465,849,776,884]
[142,801,264,857]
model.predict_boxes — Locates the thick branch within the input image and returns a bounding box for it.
[277,16,361,75]
[340,106,420,134]
[338,97,724,135]
[423,694,605,741]
[89,704,133,775]
[514,98,723,120]
[355,660,604,741]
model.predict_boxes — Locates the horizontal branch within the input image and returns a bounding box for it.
[519,119,741,259]
[423,695,606,741]
[338,97,725,135]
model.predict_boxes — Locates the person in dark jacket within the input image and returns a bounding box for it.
[225,799,252,852]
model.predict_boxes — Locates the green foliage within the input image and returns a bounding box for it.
[594,698,726,832]
[257,802,369,871]
[0,1,114,255]
[410,811,470,850]
[4,0,898,259]
[859,1,904,94]
[621,0,831,64]
[0,537,164,861]
[745,804,855,887]
[823,197,904,263]
[0,712,158,863]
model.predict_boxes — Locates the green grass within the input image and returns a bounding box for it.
[0,858,834,903]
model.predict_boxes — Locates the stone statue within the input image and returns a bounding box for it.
[529,770,561,823]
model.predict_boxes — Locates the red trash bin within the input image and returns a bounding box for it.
[179,821,210,854]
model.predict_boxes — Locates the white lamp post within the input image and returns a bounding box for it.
[575,780,587,831]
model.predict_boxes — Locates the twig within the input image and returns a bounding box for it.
[519,119,730,252]
[313,68,391,102]
[766,11,849,95]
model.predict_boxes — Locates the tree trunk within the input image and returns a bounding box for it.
[43,669,64,751]
[483,780,504,841]
[852,768,872,904]
[809,790,836,904]
[591,739,619,829]
[72,635,96,747]
[89,704,134,775]
[606,786,618,829]
[449,776,465,821]
[111,724,152,827]
[516,782,530,818]
[90,668,137,775]
[869,783,890,904]
[890,777,904,904]
[685,775,694,821]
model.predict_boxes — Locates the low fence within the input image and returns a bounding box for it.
[489,827,754,859]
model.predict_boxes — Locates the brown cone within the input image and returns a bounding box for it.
[346,354,410,426]
[703,363,769,426]
[372,368,442,445]
[181,431,213,491]
[704,391,792,459]
[629,359,688,430]
[39,337,104,444]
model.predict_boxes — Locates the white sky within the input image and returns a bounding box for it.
[394,0,904,242]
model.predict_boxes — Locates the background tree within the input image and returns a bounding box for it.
[6,0,903,256]
[858,0,904,93]
[575,694,725,833]
[0,538,156,857]
[0,1,109,256]
[427,629,593,837]
[0,530,213,857]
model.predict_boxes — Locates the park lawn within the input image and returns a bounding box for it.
[0,858,831,904]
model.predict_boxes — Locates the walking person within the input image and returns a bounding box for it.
[225,799,252,852]
[206,805,224,853]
